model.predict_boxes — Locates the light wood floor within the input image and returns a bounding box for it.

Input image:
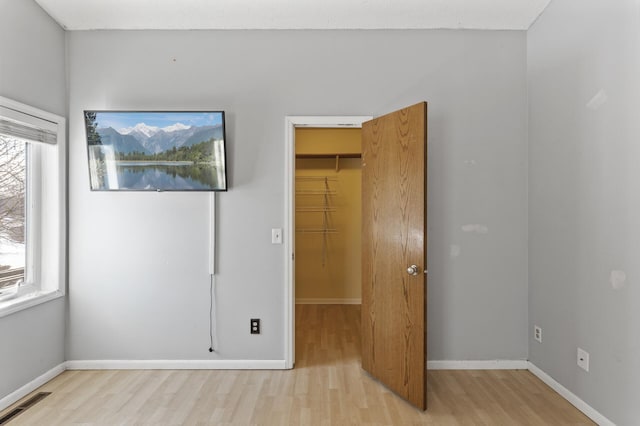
[3,304,594,425]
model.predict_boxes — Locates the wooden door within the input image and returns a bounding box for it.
[361,102,427,410]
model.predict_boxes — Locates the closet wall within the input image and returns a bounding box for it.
[295,128,362,303]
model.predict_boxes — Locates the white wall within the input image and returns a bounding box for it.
[67,29,528,362]
[0,0,66,400]
[528,1,640,424]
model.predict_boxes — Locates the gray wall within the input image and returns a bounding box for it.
[528,0,640,424]
[67,30,528,362]
[0,0,66,400]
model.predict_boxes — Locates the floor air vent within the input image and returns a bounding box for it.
[0,392,51,424]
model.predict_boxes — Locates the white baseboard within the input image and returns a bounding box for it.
[527,362,615,426]
[428,360,528,370]
[0,363,65,412]
[296,298,361,305]
[65,359,287,370]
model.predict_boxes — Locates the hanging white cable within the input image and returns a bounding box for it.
[208,192,218,352]
[209,274,218,352]
[209,192,216,275]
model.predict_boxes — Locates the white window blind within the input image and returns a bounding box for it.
[0,106,57,145]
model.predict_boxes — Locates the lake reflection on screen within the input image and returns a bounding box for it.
[116,163,222,190]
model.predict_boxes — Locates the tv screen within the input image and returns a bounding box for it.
[84,111,227,191]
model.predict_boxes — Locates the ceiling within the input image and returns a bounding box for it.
[35,0,551,31]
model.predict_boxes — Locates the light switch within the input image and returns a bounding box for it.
[272,228,283,244]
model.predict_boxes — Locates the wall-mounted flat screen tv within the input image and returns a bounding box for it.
[84,111,227,191]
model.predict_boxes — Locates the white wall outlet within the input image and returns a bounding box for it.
[534,325,542,343]
[577,348,590,372]
[271,228,283,244]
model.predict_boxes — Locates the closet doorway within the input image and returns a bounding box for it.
[284,116,370,370]
[293,126,363,369]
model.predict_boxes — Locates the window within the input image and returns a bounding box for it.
[0,97,65,316]
[0,137,28,291]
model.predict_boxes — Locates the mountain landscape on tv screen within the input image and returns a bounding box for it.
[85,111,227,191]
[96,122,224,155]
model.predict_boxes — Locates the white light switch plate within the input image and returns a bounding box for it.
[272,228,283,244]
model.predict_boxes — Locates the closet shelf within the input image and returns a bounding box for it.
[295,153,361,159]
[296,190,337,195]
[296,207,337,212]
[297,154,360,172]
[296,176,338,181]
[296,228,338,234]
[294,175,336,267]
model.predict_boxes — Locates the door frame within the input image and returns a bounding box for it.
[284,115,372,369]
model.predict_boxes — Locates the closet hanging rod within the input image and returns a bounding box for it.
[296,176,337,181]
[295,190,337,195]
[295,228,338,234]
[296,207,337,212]
[296,153,361,159]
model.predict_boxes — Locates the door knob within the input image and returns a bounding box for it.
[407,265,419,276]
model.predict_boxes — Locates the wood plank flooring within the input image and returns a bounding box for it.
[2,304,594,425]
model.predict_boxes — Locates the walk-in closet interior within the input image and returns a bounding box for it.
[294,128,362,306]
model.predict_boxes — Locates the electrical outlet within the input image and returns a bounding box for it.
[250,318,261,334]
[534,326,542,343]
[577,348,590,372]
